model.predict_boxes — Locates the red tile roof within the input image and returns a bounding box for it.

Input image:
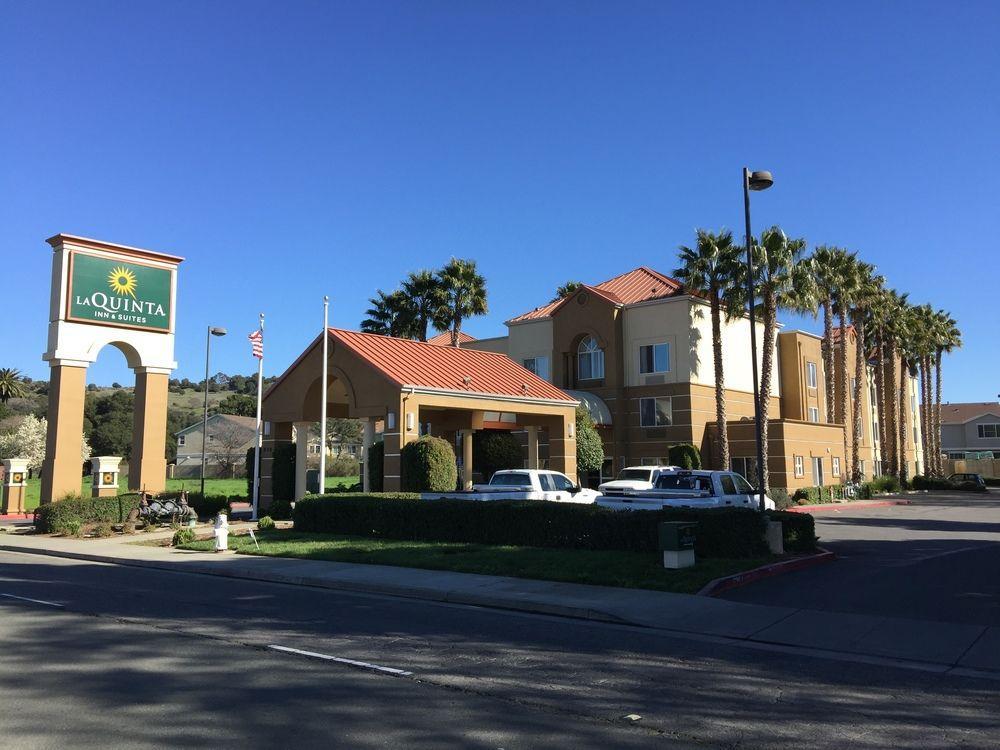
[507,266,684,323]
[329,328,576,402]
[426,330,477,346]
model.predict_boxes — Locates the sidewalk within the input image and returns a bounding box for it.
[1,531,997,677]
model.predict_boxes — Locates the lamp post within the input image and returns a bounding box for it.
[742,167,773,512]
[200,326,227,497]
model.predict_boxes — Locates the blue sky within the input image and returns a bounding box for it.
[2,1,997,401]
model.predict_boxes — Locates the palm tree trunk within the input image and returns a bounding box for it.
[711,294,729,471]
[919,357,930,475]
[838,312,850,481]
[851,310,865,483]
[451,316,462,348]
[887,340,899,477]
[898,362,909,481]
[822,298,834,422]
[934,350,943,476]
[875,330,888,476]
[758,291,777,494]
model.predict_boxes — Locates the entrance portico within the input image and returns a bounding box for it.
[260,329,578,505]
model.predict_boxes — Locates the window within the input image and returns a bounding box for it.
[640,457,670,466]
[734,474,755,494]
[812,456,824,485]
[639,397,672,427]
[489,472,533,487]
[654,474,715,494]
[832,457,841,477]
[808,407,820,423]
[207,434,215,444]
[731,457,758,484]
[577,337,605,380]
[178,435,186,447]
[639,343,670,374]
[309,444,321,455]
[523,356,550,381]
[720,475,738,495]
[859,460,866,479]
[794,455,804,477]
[977,424,1000,439]
[806,361,817,389]
[550,473,575,491]
[850,377,857,397]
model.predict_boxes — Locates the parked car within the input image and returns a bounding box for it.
[597,465,678,496]
[947,473,988,492]
[597,469,775,511]
[423,469,601,504]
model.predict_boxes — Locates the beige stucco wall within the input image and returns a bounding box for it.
[686,299,777,396]
[620,298,688,387]
[463,336,510,355]
[506,319,554,380]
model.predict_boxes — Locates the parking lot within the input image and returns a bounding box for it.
[723,490,1000,627]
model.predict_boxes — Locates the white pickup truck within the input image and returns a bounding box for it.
[422,469,601,504]
[598,465,677,496]
[597,470,775,511]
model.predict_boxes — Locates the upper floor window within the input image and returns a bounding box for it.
[808,406,820,423]
[639,396,672,427]
[178,435,186,447]
[577,337,605,380]
[639,343,670,375]
[806,361,817,389]
[523,356,550,381]
[978,424,1000,439]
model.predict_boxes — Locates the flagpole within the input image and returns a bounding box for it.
[251,312,264,521]
[319,296,329,494]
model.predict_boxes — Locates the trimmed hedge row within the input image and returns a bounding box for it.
[985,477,1000,488]
[292,495,773,558]
[770,511,817,553]
[35,495,142,534]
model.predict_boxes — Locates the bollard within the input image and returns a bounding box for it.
[659,521,697,569]
[213,511,229,552]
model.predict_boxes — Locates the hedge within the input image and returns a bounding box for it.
[770,511,817,553]
[400,436,457,492]
[473,431,523,480]
[367,442,384,492]
[985,477,1000,487]
[272,442,296,502]
[292,495,771,558]
[35,495,142,534]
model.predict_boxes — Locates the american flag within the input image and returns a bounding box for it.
[248,329,263,359]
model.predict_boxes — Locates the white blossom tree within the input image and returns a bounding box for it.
[0,414,91,474]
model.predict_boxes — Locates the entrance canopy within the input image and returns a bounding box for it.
[261,329,579,496]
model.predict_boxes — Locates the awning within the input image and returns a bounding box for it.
[564,389,612,426]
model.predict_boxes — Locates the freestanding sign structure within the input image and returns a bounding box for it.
[40,234,183,503]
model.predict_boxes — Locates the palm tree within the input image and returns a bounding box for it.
[402,270,446,342]
[831,251,860,478]
[551,281,584,302]
[0,368,27,404]
[433,258,488,347]
[810,246,850,423]
[748,227,816,494]
[932,311,961,476]
[895,303,919,481]
[360,290,413,338]
[849,262,884,483]
[869,287,903,477]
[674,229,744,471]
[912,304,936,475]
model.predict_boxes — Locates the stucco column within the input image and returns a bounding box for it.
[462,430,475,490]
[547,413,578,484]
[40,363,87,504]
[362,419,375,493]
[129,369,169,494]
[294,422,310,500]
[526,426,540,469]
[2,459,29,514]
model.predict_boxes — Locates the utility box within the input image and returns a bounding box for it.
[659,521,697,569]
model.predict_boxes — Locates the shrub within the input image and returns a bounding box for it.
[93,521,114,538]
[54,518,82,537]
[292,495,770,558]
[266,497,292,520]
[257,515,275,530]
[172,528,197,546]
[473,431,524,480]
[769,511,817,553]
[34,495,142,534]
[792,486,847,504]
[870,475,902,494]
[327,456,361,477]
[576,406,605,474]
[367,442,384,492]
[271,442,296,502]
[984,477,1000,488]
[401,436,458,492]
[668,443,702,470]
[911,474,955,491]
[769,488,793,510]
[187,494,232,519]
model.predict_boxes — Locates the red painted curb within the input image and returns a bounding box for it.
[697,547,837,597]
[0,513,34,521]
[785,500,911,513]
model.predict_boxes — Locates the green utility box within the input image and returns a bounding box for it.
[659,521,697,569]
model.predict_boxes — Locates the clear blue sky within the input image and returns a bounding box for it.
[2,1,997,401]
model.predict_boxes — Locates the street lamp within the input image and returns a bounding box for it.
[743,168,772,512]
[200,326,227,497]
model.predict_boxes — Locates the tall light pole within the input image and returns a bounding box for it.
[743,167,773,511]
[200,326,227,497]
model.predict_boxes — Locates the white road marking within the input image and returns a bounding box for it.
[267,644,413,676]
[0,593,64,608]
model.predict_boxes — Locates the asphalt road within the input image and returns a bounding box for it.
[1,550,998,748]
[723,492,1000,626]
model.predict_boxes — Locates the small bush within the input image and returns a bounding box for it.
[367,442,384,492]
[401,436,458,493]
[187,494,232,520]
[257,516,275,530]
[54,519,82,537]
[870,475,902,494]
[576,406,605,474]
[93,521,114,538]
[769,488,793,510]
[267,497,292,520]
[912,475,955,491]
[769,511,817,553]
[473,431,524,480]
[668,443,702,470]
[292,495,770,558]
[172,528,197,546]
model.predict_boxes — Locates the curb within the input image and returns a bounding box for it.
[785,500,911,513]
[697,547,837,596]
[0,543,632,627]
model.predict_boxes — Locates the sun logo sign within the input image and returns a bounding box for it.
[108,266,138,298]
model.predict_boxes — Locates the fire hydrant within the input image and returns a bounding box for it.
[213,511,229,553]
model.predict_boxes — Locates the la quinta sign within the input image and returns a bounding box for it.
[67,252,173,332]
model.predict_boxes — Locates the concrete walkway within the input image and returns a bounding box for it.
[1,530,997,678]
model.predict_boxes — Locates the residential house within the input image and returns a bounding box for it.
[174,414,257,478]
[936,402,1000,459]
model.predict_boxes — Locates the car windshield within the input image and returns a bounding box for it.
[617,469,653,481]
[654,474,715,494]
[489,473,532,486]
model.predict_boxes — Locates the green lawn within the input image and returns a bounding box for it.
[22,475,358,510]
[178,529,770,594]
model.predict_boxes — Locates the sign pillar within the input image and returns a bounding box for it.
[2,459,29,514]
[91,456,122,498]
[41,234,182,504]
